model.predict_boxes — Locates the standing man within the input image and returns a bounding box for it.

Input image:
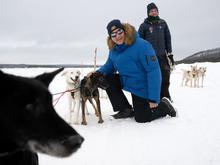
[138,2,174,101]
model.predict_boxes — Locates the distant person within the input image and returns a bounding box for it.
[138,2,174,101]
[88,19,176,123]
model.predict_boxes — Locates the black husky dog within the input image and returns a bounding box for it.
[80,72,109,125]
[0,68,84,165]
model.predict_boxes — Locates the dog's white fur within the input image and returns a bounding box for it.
[197,67,207,87]
[62,70,81,124]
[181,65,206,88]
[181,65,198,87]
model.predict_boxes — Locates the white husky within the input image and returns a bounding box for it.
[181,65,198,87]
[62,70,81,124]
[197,67,207,87]
[181,65,207,88]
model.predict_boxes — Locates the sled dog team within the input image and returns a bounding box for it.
[181,65,207,88]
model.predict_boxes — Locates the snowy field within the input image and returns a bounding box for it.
[2,62,220,165]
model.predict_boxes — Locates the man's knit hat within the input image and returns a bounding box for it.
[147,3,158,15]
[106,19,124,36]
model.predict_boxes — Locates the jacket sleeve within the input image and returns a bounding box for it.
[139,42,162,103]
[164,22,172,53]
[138,23,146,39]
[97,55,115,76]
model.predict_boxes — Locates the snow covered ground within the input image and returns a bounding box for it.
[2,62,220,165]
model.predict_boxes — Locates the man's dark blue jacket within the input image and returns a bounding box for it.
[138,18,172,57]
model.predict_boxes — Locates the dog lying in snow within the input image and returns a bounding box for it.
[0,68,84,165]
[62,70,82,124]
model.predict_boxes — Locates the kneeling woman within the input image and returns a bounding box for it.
[97,19,176,123]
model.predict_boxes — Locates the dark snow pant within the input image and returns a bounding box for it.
[158,55,172,100]
[160,69,171,100]
[105,74,168,123]
[105,74,132,112]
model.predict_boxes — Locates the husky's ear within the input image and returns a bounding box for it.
[80,77,87,86]
[35,68,64,87]
[0,70,6,79]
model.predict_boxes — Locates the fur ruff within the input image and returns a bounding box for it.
[107,23,136,50]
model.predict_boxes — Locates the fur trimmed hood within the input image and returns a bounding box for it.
[107,23,136,50]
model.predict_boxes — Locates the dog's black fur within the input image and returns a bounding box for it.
[0,68,84,165]
[80,72,109,125]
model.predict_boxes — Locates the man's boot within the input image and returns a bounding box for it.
[112,108,134,119]
[160,97,176,117]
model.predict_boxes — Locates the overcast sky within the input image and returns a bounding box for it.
[0,0,220,64]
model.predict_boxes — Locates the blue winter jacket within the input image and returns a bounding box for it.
[98,26,162,103]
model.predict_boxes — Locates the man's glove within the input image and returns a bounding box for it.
[166,53,175,70]
[167,53,175,66]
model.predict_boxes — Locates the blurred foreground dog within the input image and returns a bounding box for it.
[80,72,109,125]
[0,68,84,165]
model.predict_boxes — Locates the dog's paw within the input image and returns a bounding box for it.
[98,119,104,124]
[81,121,87,125]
